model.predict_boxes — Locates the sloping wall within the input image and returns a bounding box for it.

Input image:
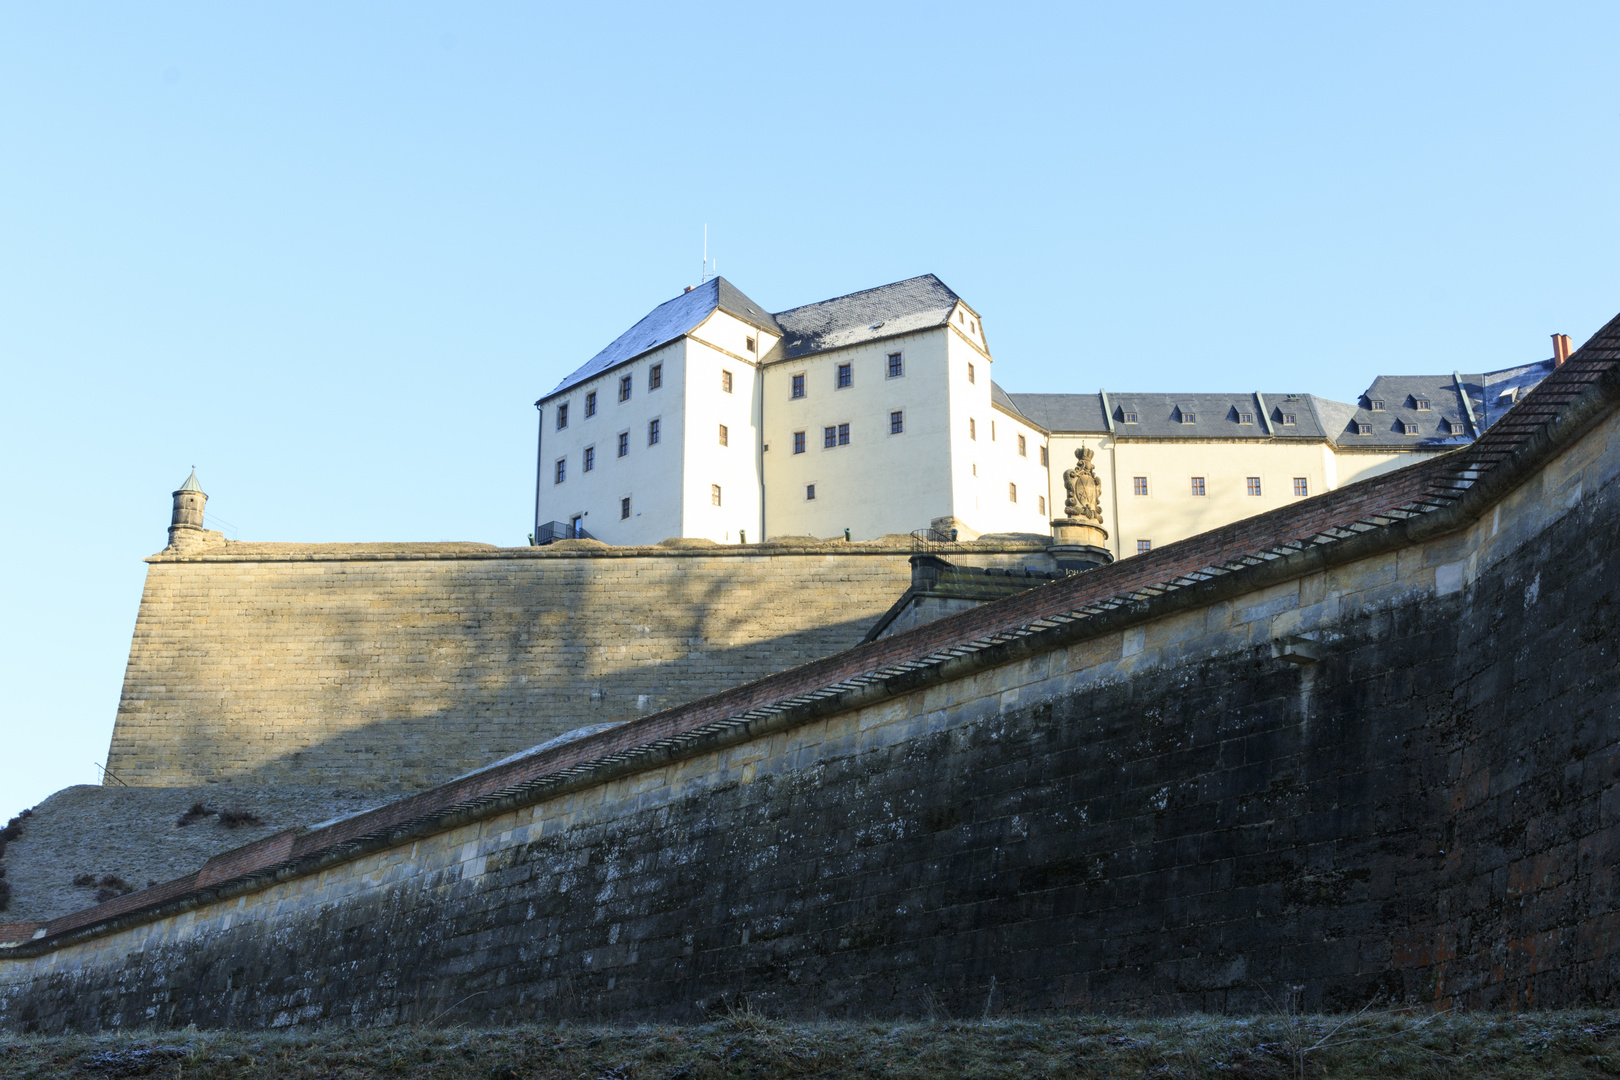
[6,333,1618,1029]
[103,538,1052,789]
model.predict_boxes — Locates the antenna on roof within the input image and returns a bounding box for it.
[701,224,709,285]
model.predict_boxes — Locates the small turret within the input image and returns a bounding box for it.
[168,468,208,547]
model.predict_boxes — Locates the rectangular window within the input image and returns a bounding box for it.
[1133,476,1149,496]
[968,362,976,384]
[806,483,816,501]
[1370,399,1385,411]
[1040,445,1049,466]
[1415,398,1431,411]
[1356,422,1372,435]
[1038,495,1046,516]
[1293,477,1309,497]
[554,457,566,484]
[556,402,569,429]
[1281,413,1297,425]
[718,424,728,446]
[711,484,722,507]
[838,422,850,445]
[824,426,837,449]
[722,369,733,393]
[649,363,662,390]
[969,417,976,440]
[890,410,904,434]
[1246,476,1262,496]
[745,337,756,354]
[793,430,806,454]
[648,418,660,445]
[617,431,629,457]
[583,446,595,472]
[1190,476,1206,497]
[1181,411,1198,424]
[1238,411,1253,424]
[619,375,633,402]
[620,497,631,520]
[887,352,903,378]
[1123,411,1139,424]
[1017,433,1027,456]
[1137,539,1152,554]
[585,391,597,417]
[1008,482,1017,503]
[836,362,852,389]
[791,373,805,399]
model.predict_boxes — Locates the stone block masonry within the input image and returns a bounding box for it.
[105,538,1052,789]
[3,324,1619,1030]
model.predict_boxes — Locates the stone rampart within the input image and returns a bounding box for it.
[104,537,1052,789]
[5,329,1619,1029]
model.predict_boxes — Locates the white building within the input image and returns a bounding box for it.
[534,274,1557,550]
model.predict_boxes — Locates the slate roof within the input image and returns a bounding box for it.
[773,275,963,360]
[1005,391,1351,441]
[543,278,780,401]
[1339,374,1481,447]
[1482,359,1557,428]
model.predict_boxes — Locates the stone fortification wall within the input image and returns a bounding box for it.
[6,337,1617,1029]
[105,537,1052,789]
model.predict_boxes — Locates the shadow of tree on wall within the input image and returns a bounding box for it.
[108,553,913,791]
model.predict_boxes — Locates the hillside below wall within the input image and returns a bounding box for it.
[6,396,1617,1029]
[104,539,1051,789]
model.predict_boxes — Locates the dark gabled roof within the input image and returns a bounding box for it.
[543,277,779,401]
[1005,391,1350,440]
[989,382,1026,417]
[773,274,962,360]
[1344,373,1482,448]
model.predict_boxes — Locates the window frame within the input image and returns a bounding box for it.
[711,484,722,507]
[1017,433,1027,456]
[620,497,631,520]
[889,410,904,435]
[1190,476,1207,497]
[967,362,976,384]
[837,422,850,446]
[619,375,633,402]
[836,362,853,390]
[823,425,837,449]
[722,370,733,393]
[1245,476,1262,497]
[745,337,757,355]
[969,417,976,440]
[1132,476,1149,497]
[1008,482,1017,503]
[718,423,728,447]
[1292,477,1309,497]
[648,363,662,391]
[553,457,566,484]
[617,431,630,457]
[793,430,806,454]
[805,483,816,501]
[790,373,806,399]
[585,391,597,417]
[886,352,904,378]
[556,402,569,430]
[1137,539,1152,554]
[647,418,660,445]
[583,445,595,472]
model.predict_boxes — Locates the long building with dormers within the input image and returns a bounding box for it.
[534,274,1556,556]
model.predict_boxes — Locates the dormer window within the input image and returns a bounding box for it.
[1369,399,1385,411]
[1180,410,1197,424]
[1238,411,1254,424]
[1122,410,1139,423]
[1281,413,1297,425]
[1356,422,1372,435]
[1398,420,1416,435]
[1414,398,1431,411]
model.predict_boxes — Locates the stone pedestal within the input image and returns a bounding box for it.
[1049,518,1113,571]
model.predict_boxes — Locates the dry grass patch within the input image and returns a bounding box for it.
[2,1011,1620,1078]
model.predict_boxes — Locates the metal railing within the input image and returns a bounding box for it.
[533,520,595,545]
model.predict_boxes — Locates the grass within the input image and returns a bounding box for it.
[3,1011,1620,1079]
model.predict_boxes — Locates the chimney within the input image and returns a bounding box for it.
[684,286,694,293]
[1553,333,1573,366]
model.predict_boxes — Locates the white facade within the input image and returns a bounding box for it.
[537,273,1505,549]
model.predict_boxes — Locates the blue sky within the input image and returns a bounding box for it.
[3,2,1617,814]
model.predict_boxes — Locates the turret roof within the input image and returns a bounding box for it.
[177,469,204,494]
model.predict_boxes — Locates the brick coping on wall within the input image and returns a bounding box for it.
[145,536,1054,564]
[6,320,1619,958]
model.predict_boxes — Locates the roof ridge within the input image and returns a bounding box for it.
[772,273,952,318]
